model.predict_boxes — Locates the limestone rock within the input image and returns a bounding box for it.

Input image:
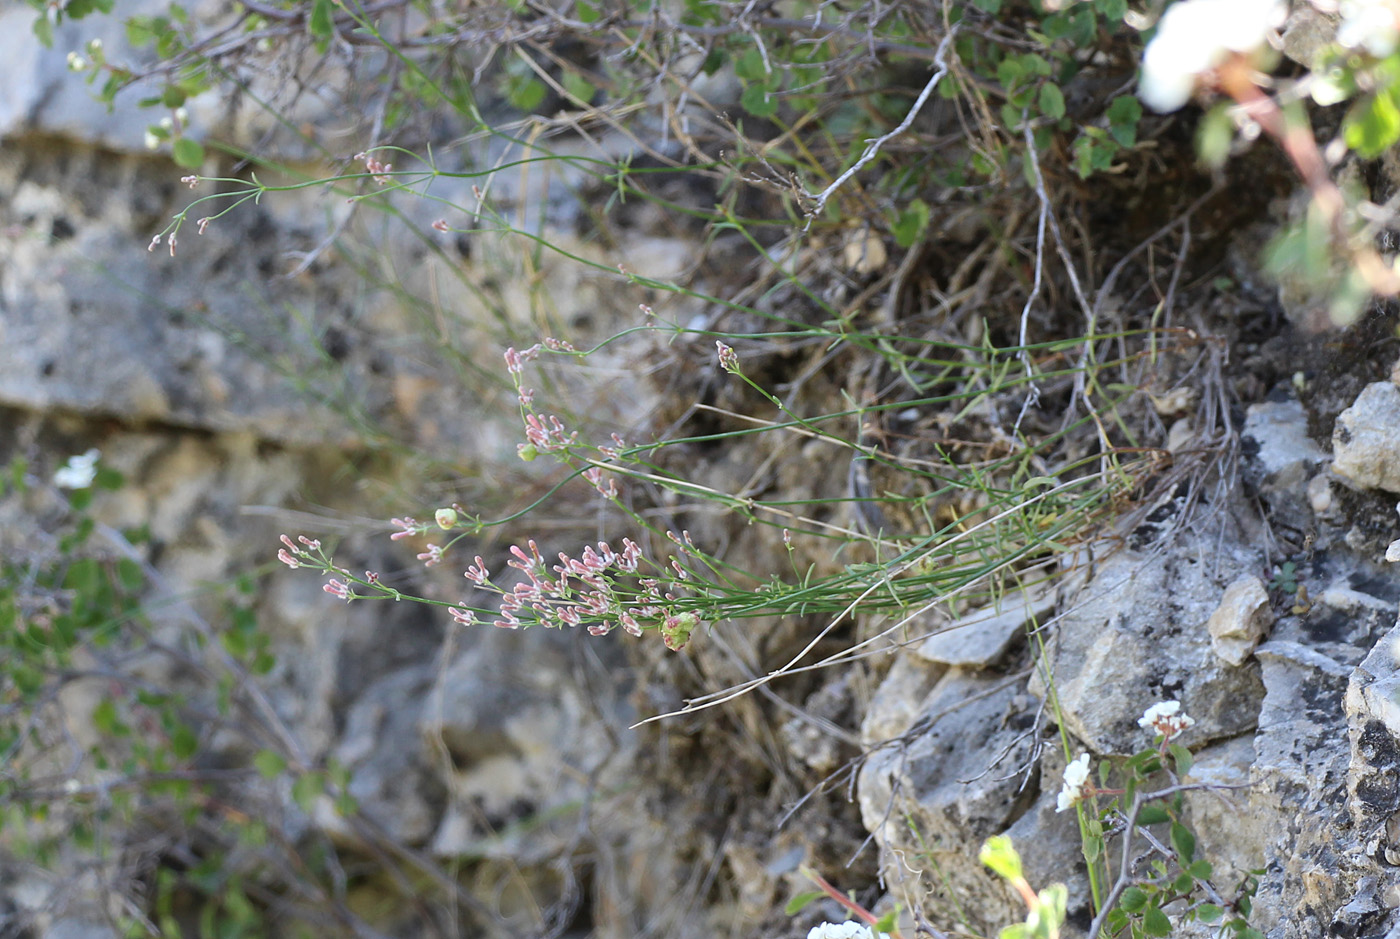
[1207,575,1274,666]
[1242,395,1329,521]
[315,666,442,847]
[1333,383,1400,494]
[858,652,946,745]
[999,749,1094,927]
[857,669,1038,937]
[1248,639,1359,938]
[1346,621,1400,861]
[911,588,1055,668]
[1281,3,1338,68]
[1036,538,1266,755]
[424,630,635,864]
[1180,735,1266,886]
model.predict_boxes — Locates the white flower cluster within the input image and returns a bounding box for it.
[1138,700,1196,740]
[1138,0,1286,112]
[807,923,874,939]
[54,449,100,489]
[1056,752,1092,813]
[1337,0,1400,57]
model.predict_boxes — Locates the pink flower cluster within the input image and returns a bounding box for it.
[354,151,393,185]
[278,534,361,603]
[716,340,740,373]
[389,517,421,541]
[461,537,693,640]
[521,413,578,458]
[503,344,541,376]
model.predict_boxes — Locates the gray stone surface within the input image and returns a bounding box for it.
[1333,382,1400,494]
[1243,394,1329,523]
[424,628,635,864]
[1180,735,1265,886]
[1207,575,1274,666]
[1035,537,1266,755]
[857,668,1037,937]
[1244,396,1329,485]
[1346,622,1400,864]
[317,665,442,847]
[912,588,1055,667]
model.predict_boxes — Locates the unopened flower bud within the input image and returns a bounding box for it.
[435,508,458,530]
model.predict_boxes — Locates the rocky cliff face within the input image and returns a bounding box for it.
[4,5,1400,939]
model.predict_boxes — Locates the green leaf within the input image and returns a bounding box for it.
[115,558,143,593]
[94,465,124,491]
[734,48,768,81]
[1188,859,1214,879]
[253,750,287,779]
[1143,906,1171,936]
[172,138,205,169]
[576,0,600,23]
[741,83,777,118]
[1000,103,1023,132]
[972,0,1001,11]
[170,723,198,761]
[291,772,323,812]
[892,199,930,248]
[1038,83,1065,121]
[874,910,898,934]
[1346,89,1400,158]
[784,891,824,915]
[1196,103,1236,169]
[1197,903,1224,923]
[308,0,334,39]
[161,86,186,108]
[979,835,1024,882]
[1119,886,1149,913]
[562,72,596,105]
[507,77,547,112]
[1040,11,1072,40]
[1171,821,1196,862]
[93,698,125,736]
[1107,95,1142,146]
[1066,6,1096,45]
[1173,871,1195,893]
[997,58,1024,89]
[1096,0,1128,20]
[32,14,54,48]
[1169,743,1193,775]
[1137,804,1171,826]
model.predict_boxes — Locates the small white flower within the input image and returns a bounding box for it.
[1056,752,1092,812]
[807,923,874,939]
[144,131,161,151]
[175,107,189,124]
[1138,700,1196,740]
[1139,0,1286,112]
[54,449,100,489]
[66,52,87,72]
[1338,0,1400,57]
[86,38,102,53]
